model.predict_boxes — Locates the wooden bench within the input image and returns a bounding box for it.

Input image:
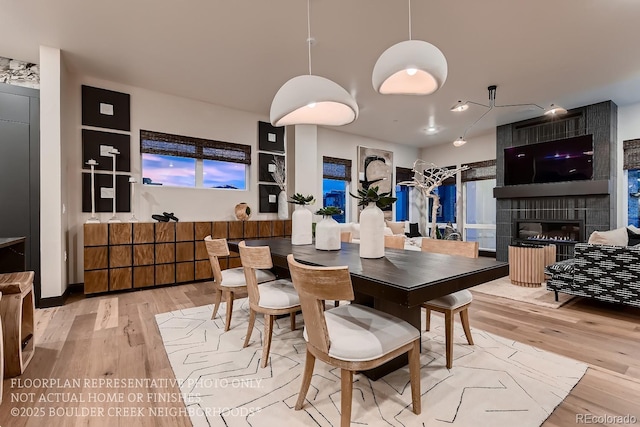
[0,271,35,378]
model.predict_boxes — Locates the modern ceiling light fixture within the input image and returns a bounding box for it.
[372,0,448,95]
[451,85,567,147]
[544,104,568,116]
[453,137,467,147]
[270,0,358,127]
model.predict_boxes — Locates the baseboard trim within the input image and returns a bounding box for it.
[38,295,65,308]
[37,282,84,308]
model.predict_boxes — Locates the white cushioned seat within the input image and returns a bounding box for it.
[221,268,275,287]
[425,289,472,309]
[258,279,300,309]
[303,304,419,362]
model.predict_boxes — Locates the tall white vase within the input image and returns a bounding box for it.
[315,216,341,250]
[291,205,312,245]
[277,190,289,220]
[359,202,385,258]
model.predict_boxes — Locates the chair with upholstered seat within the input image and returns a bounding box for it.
[384,234,405,249]
[421,238,479,369]
[238,241,301,368]
[287,254,421,427]
[204,236,275,331]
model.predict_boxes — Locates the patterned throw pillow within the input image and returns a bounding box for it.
[587,227,629,246]
[627,227,640,246]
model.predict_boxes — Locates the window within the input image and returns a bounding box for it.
[426,170,457,232]
[140,130,250,189]
[624,139,640,227]
[462,160,497,251]
[322,157,351,223]
[395,166,413,221]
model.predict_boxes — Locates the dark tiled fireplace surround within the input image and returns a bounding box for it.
[494,101,617,262]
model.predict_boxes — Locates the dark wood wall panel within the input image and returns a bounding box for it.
[176,242,194,262]
[109,223,132,245]
[155,243,175,264]
[133,223,154,244]
[85,224,108,246]
[84,247,108,270]
[110,267,132,291]
[133,244,154,266]
[176,262,195,283]
[155,223,175,242]
[495,101,616,262]
[176,222,194,241]
[84,220,292,295]
[133,266,154,288]
[84,270,108,294]
[155,264,175,285]
[109,246,132,268]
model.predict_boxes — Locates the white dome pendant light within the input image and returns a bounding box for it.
[270,0,358,127]
[372,0,448,95]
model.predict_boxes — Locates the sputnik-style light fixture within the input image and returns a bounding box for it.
[372,0,447,95]
[270,0,358,127]
[451,85,567,147]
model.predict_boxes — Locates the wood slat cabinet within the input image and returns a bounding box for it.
[83,220,292,295]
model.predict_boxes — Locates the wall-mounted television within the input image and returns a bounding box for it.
[504,134,593,186]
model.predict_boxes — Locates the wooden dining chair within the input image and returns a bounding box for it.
[204,236,275,331]
[421,238,479,369]
[340,231,352,243]
[287,254,421,427]
[384,234,405,249]
[238,241,301,368]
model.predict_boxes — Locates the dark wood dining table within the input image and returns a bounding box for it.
[229,237,509,379]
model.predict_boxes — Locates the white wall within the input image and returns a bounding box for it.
[617,101,640,227]
[420,129,497,167]
[65,75,279,284]
[317,128,421,223]
[418,129,497,235]
[40,46,67,298]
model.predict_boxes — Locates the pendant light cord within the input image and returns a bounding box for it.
[408,0,412,40]
[307,0,312,75]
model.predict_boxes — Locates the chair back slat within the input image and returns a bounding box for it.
[238,241,274,305]
[204,236,229,285]
[421,238,479,258]
[287,254,354,354]
[384,235,405,249]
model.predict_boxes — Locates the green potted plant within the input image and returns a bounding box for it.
[288,193,315,245]
[349,186,397,209]
[288,193,316,205]
[349,186,397,258]
[314,206,343,251]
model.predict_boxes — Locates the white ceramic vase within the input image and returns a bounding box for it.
[359,202,385,258]
[291,205,312,245]
[277,190,288,220]
[315,216,341,250]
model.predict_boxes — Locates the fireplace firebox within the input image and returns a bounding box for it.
[513,219,584,245]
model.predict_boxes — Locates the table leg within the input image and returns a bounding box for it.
[354,291,421,380]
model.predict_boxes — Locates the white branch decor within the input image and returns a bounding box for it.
[398,159,468,239]
[271,157,288,219]
[270,157,286,191]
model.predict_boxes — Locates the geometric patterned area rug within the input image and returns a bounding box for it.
[155,301,587,427]
[471,276,576,309]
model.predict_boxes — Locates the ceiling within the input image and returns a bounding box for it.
[2,0,640,148]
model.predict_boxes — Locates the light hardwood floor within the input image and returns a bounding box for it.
[0,283,639,426]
